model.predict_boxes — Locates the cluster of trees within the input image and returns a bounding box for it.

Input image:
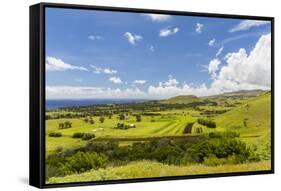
[72,132,95,140]
[84,117,95,124]
[58,121,72,129]
[114,123,136,130]
[46,132,260,179]
[48,132,62,137]
[197,118,216,128]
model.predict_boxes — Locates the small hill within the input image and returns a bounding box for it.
[161,95,201,104]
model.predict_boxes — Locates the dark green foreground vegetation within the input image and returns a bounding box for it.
[46,131,265,180]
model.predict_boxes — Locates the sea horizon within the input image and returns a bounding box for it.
[46,98,149,109]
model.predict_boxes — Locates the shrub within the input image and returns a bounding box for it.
[72,132,95,140]
[99,117,105,123]
[119,114,125,120]
[136,115,142,122]
[82,133,95,140]
[48,132,62,137]
[65,151,108,173]
[198,118,216,128]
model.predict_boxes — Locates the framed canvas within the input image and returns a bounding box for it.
[30,2,274,188]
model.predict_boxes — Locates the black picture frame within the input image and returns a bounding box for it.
[30,2,275,189]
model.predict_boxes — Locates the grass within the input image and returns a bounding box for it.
[47,160,271,184]
[46,111,197,153]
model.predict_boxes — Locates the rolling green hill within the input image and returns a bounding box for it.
[215,92,271,134]
[214,92,271,159]
[161,95,201,104]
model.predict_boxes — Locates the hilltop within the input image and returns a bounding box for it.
[161,95,201,104]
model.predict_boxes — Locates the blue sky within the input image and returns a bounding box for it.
[45,7,271,99]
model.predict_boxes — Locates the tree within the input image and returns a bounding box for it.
[89,119,95,125]
[136,115,142,122]
[119,114,125,120]
[64,121,72,128]
[84,118,89,123]
[58,123,65,129]
[99,117,105,123]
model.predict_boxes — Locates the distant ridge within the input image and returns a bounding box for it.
[161,95,201,104]
[204,89,266,99]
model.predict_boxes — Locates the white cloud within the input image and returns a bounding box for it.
[133,80,147,84]
[208,58,221,79]
[46,56,88,71]
[90,65,117,74]
[195,23,204,33]
[230,20,270,32]
[148,33,271,98]
[216,47,224,57]
[124,32,142,45]
[142,14,171,22]
[213,33,271,91]
[159,26,179,37]
[46,86,146,99]
[208,39,216,47]
[47,34,271,99]
[109,77,122,84]
[88,35,102,40]
[149,45,155,52]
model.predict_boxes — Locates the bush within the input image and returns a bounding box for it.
[46,151,108,178]
[82,133,95,140]
[119,114,125,120]
[72,132,95,140]
[48,132,62,137]
[136,115,142,122]
[99,117,105,123]
[65,151,108,173]
[198,118,216,128]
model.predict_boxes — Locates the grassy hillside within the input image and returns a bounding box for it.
[162,95,201,104]
[214,92,271,159]
[47,160,270,184]
[215,92,271,135]
[46,110,197,153]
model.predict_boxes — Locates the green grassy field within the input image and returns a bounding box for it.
[45,90,272,183]
[47,160,271,184]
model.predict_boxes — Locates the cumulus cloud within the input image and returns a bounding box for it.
[195,23,204,33]
[216,47,224,57]
[142,14,171,22]
[208,39,216,47]
[148,33,271,98]
[133,80,147,84]
[88,35,102,40]
[90,65,117,74]
[46,56,88,71]
[229,20,270,32]
[208,59,221,79]
[159,26,179,37]
[124,32,142,45]
[213,33,271,91]
[109,77,122,84]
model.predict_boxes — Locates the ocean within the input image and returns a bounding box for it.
[46,99,147,109]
